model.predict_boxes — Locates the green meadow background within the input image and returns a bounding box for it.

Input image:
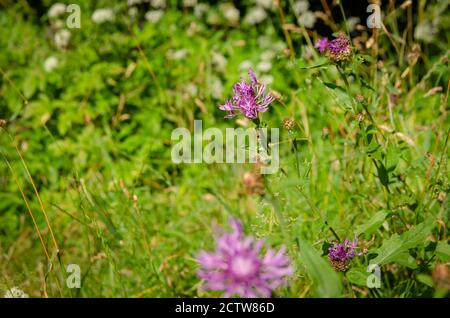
[0,0,449,297]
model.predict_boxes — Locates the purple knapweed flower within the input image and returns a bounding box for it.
[218,69,275,119]
[328,238,363,271]
[196,219,293,298]
[314,37,329,53]
[328,35,352,61]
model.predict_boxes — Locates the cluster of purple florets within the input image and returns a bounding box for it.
[315,33,352,61]
[218,69,275,120]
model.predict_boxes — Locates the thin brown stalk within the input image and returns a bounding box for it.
[1,151,51,261]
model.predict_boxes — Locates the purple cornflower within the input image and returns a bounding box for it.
[328,238,363,271]
[328,35,352,61]
[219,69,275,119]
[196,219,293,298]
[315,37,329,53]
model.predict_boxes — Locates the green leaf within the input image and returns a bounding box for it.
[359,54,374,63]
[370,220,433,266]
[321,241,332,256]
[346,267,370,286]
[386,82,401,95]
[321,82,354,110]
[375,161,390,188]
[436,241,450,261]
[366,139,383,161]
[323,82,345,92]
[23,73,37,98]
[416,274,434,288]
[391,251,417,269]
[355,211,387,236]
[298,238,342,297]
[298,62,331,69]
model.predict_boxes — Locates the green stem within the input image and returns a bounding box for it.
[336,64,356,111]
[296,186,340,241]
[290,131,301,179]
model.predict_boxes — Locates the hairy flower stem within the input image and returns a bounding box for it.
[263,180,297,269]
[255,116,292,254]
[253,116,269,157]
[290,132,301,179]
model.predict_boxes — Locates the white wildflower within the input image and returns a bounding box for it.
[182,0,197,8]
[244,6,267,25]
[44,56,59,72]
[183,83,198,97]
[4,287,29,298]
[256,61,272,73]
[194,3,209,18]
[273,41,285,52]
[414,22,437,43]
[128,7,138,18]
[261,50,275,61]
[127,0,142,6]
[145,10,164,23]
[150,0,166,8]
[347,16,360,32]
[92,8,114,24]
[253,0,273,9]
[48,3,66,18]
[257,35,272,48]
[212,52,227,72]
[206,11,221,26]
[239,60,253,71]
[293,0,309,15]
[258,36,285,52]
[167,49,188,60]
[186,22,198,37]
[220,3,240,23]
[298,11,316,28]
[54,29,71,49]
[259,74,274,85]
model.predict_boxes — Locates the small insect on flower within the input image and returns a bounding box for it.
[328,238,364,271]
[196,219,293,298]
[218,69,275,120]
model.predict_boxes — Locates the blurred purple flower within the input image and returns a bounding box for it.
[328,238,363,271]
[315,38,329,53]
[219,69,275,119]
[196,219,293,298]
[328,35,352,61]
